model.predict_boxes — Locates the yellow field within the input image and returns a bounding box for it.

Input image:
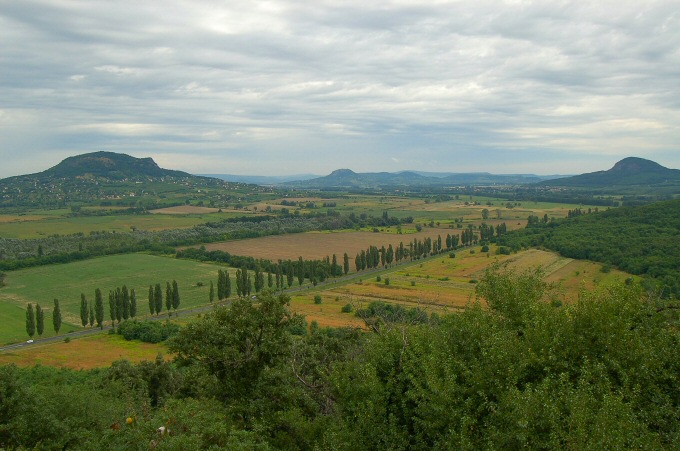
[0,334,169,369]
[289,247,633,328]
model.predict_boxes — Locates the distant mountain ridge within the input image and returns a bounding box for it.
[284,168,554,188]
[538,157,680,187]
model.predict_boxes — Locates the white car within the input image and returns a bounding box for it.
[26,339,34,343]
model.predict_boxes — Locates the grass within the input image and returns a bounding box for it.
[0,253,222,343]
[0,334,169,369]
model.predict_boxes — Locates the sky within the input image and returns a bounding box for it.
[1,0,679,178]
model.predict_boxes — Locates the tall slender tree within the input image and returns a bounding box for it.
[36,303,44,336]
[154,283,163,315]
[121,285,130,320]
[165,282,172,313]
[130,289,137,318]
[52,299,62,334]
[172,280,180,311]
[89,304,95,327]
[26,303,35,338]
[109,291,116,326]
[225,270,231,298]
[344,252,350,275]
[95,288,104,329]
[80,293,88,327]
[209,280,215,303]
[217,269,225,300]
[148,285,155,315]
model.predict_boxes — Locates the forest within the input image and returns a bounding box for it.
[1,267,677,449]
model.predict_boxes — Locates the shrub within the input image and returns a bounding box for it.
[341,303,353,313]
[314,295,322,304]
[449,252,455,258]
[376,275,381,282]
[384,278,390,286]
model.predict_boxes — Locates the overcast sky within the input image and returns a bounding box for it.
[1,0,679,178]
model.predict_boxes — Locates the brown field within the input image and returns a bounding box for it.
[198,229,459,261]
[0,334,169,369]
[150,205,221,214]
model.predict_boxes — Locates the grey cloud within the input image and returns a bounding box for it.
[0,0,678,178]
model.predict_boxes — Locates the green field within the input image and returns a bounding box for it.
[0,253,223,344]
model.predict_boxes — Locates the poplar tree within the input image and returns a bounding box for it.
[95,288,104,329]
[165,282,172,312]
[121,285,130,320]
[52,299,62,334]
[209,280,215,303]
[36,303,44,336]
[344,252,350,275]
[109,291,116,325]
[268,272,273,289]
[154,283,163,315]
[80,293,88,327]
[130,289,137,318]
[26,303,35,338]
[297,256,304,286]
[148,285,155,314]
[225,270,231,298]
[89,304,95,327]
[171,280,180,311]
[217,269,225,300]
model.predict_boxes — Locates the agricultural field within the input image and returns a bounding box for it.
[288,247,634,328]
[197,228,457,261]
[0,209,259,239]
[0,334,168,369]
[0,253,222,344]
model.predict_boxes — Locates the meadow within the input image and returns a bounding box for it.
[0,253,221,344]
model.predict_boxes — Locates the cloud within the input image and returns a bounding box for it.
[0,0,679,178]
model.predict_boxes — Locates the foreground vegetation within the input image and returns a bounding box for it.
[1,269,677,449]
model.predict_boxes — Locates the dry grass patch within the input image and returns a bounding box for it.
[0,334,169,369]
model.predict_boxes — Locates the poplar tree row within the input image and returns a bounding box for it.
[108,285,137,324]
[147,280,180,316]
[25,299,62,338]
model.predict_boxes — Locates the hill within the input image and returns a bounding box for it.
[538,157,680,187]
[0,151,250,210]
[39,151,190,180]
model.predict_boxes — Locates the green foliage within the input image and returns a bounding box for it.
[35,303,44,336]
[52,298,61,334]
[25,303,35,338]
[314,294,322,304]
[117,320,181,343]
[341,303,354,313]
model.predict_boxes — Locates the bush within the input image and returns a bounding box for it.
[481,245,489,252]
[376,275,381,282]
[384,278,390,286]
[411,281,416,286]
[314,295,322,304]
[341,303,354,313]
[449,252,456,258]
[117,320,180,343]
